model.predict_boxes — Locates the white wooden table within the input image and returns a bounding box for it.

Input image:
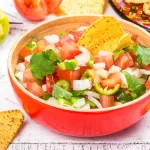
[1,0,150,150]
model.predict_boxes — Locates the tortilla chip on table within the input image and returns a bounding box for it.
[0,110,24,150]
[57,0,106,15]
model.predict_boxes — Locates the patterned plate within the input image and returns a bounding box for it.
[109,0,150,32]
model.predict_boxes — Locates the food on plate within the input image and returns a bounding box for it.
[124,0,150,16]
[0,110,24,150]
[125,0,150,4]
[56,0,105,15]
[143,2,150,15]
[0,9,10,44]
[13,0,62,21]
[15,16,150,110]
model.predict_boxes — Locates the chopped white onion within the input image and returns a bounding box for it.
[95,69,109,79]
[140,69,150,75]
[24,55,32,63]
[42,84,47,92]
[72,98,86,108]
[68,34,75,41]
[88,95,102,109]
[125,67,135,75]
[97,50,113,57]
[47,97,58,105]
[15,71,24,81]
[132,68,142,78]
[44,34,59,44]
[84,91,100,99]
[109,65,121,74]
[73,79,92,90]
[16,63,26,72]
[79,46,89,53]
[81,104,90,110]
[93,63,106,69]
[75,46,90,66]
[120,72,128,88]
[77,26,88,31]
[125,68,142,78]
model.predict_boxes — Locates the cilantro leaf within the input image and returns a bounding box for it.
[26,41,37,51]
[123,71,146,97]
[52,84,72,100]
[116,90,133,103]
[29,50,61,79]
[43,49,62,65]
[133,45,150,65]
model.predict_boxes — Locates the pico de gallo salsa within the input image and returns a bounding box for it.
[15,25,150,109]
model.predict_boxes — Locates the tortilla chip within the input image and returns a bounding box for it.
[143,2,150,15]
[125,0,150,4]
[77,16,131,55]
[0,110,24,150]
[57,0,105,15]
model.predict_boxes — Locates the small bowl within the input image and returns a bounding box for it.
[8,15,150,137]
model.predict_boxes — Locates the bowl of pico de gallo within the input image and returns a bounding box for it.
[8,15,150,137]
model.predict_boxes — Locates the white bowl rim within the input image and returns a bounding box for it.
[8,14,150,113]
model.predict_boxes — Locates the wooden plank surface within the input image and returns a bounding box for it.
[1,0,150,150]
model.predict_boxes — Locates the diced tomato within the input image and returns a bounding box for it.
[146,77,150,90]
[101,73,121,89]
[55,41,62,47]
[69,31,84,43]
[131,34,138,43]
[115,53,134,70]
[27,82,43,97]
[25,60,30,68]
[60,42,82,60]
[80,66,90,74]
[35,39,49,53]
[46,75,55,94]
[14,0,62,21]
[143,64,150,70]
[100,95,114,108]
[19,47,32,60]
[23,68,36,82]
[53,72,59,82]
[94,55,114,70]
[58,34,76,47]
[129,51,136,61]
[57,69,81,87]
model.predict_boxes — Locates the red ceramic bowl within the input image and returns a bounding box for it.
[8,15,150,137]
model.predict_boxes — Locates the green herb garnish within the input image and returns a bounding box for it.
[29,50,62,79]
[123,71,146,97]
[133,45,150,65]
